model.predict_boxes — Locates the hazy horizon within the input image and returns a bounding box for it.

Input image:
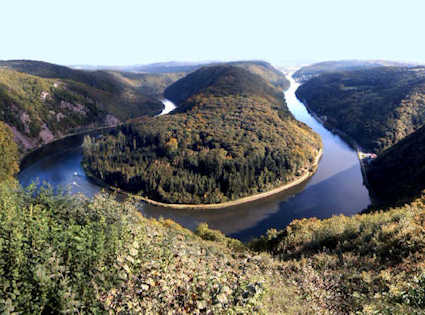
[2,0,424,67]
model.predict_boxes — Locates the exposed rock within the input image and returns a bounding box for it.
[60,101,87,115]
[39,124,55,144]
[56,113,65,122]
[105,114,120,126]
[19,112,31,134]
[5,123,36,150]
[40,91,50,101]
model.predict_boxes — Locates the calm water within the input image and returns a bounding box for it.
[18,78,371,241]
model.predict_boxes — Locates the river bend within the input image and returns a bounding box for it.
[18,78,371,241]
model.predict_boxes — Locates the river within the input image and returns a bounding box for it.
[18,76,371,242]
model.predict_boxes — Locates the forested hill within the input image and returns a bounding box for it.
[293,59,417,83]
[227,61,290,91]
[164,65,283,108]
[83,65,321,204]
[367,124,425,204]
[296,67,425,153]
[0,60,163,119]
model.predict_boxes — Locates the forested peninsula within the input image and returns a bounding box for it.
[82,65,321,205]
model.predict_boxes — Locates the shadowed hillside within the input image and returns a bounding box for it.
[366,124,425,204]
[296,67,425,153]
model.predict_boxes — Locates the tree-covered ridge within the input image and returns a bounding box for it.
[296,67,425,153]
[83,66,321,204]
[0,60,164,119]
[109,71,186,97]
[293,59,417,83]
[366,124,425,204]
[227,60,290,91]
[0,122,19,182]
[164,65,284,107]
[0,60,121,93]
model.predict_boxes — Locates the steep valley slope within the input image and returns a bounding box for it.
[296,66,425,153]
[366,124,425,204]
[0,60,166,152]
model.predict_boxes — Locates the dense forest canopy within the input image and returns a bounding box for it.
[296,67,425,153]
[226,61,290,91]
[109,71,186,97]
[83,65,321,204]
[293,59,417,83]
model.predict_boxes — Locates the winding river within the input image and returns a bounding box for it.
[18,76,371,242]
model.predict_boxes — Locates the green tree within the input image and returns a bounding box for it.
[0,121,19,182]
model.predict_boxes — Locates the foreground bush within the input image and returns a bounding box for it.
[2,180,425,313]
[0,183,266,313]
[250,196,425,313]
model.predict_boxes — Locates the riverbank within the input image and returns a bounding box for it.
[297,97,372,188]
[85,148,323,210]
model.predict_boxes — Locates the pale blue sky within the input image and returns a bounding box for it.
[2,0,424,66]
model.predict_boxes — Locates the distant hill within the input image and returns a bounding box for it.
[0,60,121,93]
[227,60,290,91]
[296,67,425,153]
[293,59,418,83]
[128,61,213,73]
[83,65,320,204]
[70,61,213,73]
[109,71,186,97]
[367,124,425,204]
[73,60,290,93]
[164,64,284,107]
